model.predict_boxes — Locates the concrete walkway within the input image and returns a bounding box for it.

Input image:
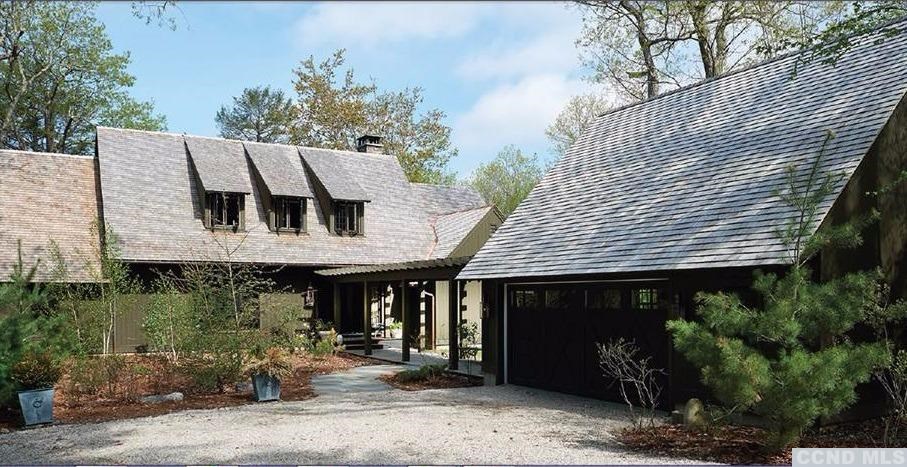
[311,364,400,395]
[346,339,483,377]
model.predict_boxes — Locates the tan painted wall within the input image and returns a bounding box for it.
[449,209,503,258]
[432,280,482,348]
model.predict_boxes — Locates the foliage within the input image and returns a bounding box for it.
[311,336,337,358]
[216,86,294,143]
[457,321,480,361]
[0,1,166,154]
[0,243,76,403]
[289,49,457,184]
[597,338,665,428]
[387,320,402,331]
[764,1,907,71]
[546,93,612,158]
[667,133,895,450]
[877,349,907,445]
[142,278,195,363]
[468,145,545,217]
[395,363,447,383]
[11,351,62,390]
[575,1,847,100]
[182,353,244,394]
[86,224,140,355]
[244,347,294,380]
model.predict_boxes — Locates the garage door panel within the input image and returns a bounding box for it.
[508,284,670,403]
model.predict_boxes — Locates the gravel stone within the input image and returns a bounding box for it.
[0,384,706,464]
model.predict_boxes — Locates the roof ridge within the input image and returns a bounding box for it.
[0,148,94,159]
[593,14,907,120]
[98,126,393,159]
[436,205,493,218]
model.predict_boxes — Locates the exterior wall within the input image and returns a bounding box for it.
[449,210,502,258]
[878,96,907,299]
[820,95,907,299]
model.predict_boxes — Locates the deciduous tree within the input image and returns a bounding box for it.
[468,145,545,218]
[546,93,612,157]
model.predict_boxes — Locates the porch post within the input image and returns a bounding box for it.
[400,280,410,362]
[363,281,372,355]
[332,283,341,332]
[448,279,459,370]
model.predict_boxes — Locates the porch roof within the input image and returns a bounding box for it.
[315,256,472,283]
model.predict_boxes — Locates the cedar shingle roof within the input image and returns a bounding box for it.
[244,141,314,198]
[95,127,488,266]
[459,22,907,280]
[299,147,370,202]
[0,150,100,282]
[185,136,253,193]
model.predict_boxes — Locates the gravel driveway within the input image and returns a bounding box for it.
[0,366,700,465]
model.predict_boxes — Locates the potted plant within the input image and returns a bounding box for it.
[388,320,403,339]
[314,319,334,342]
[244,347,293,402]
[11,352,62,426]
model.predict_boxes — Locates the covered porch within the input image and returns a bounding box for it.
[316,257,482,374]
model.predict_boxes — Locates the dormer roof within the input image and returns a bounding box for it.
[244,141,314,198]
[185,136,252,194]
[299,147,370,202]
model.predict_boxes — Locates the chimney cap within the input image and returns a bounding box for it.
[356,134,383,153]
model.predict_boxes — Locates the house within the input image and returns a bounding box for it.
[458,21,907,401]
[0,128,502,355]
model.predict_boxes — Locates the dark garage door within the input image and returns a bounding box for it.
[507,283,671,403]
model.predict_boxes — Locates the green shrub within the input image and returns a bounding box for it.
[11,352,63,390]
[395,364,446,383]
[182,353,243,393]
[311,339,335,358]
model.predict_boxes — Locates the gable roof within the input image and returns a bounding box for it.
[299,147,370,202]
[95,127,487,267]
[0,150,100,282]
[459,22,907,280]
[185,136,253,193]
[244,141,314,198]
[430,206,496,259]
[410,183,485,215]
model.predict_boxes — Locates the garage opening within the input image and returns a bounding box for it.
[507,282,672,404]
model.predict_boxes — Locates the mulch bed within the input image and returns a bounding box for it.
[0,352,373,431]
[618,419,904,465]
[379,371,482,391]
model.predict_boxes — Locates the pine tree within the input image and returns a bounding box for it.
[667,131,895,449]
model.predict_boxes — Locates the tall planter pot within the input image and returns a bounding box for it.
[252,374,281,402]
[17,388,54,426]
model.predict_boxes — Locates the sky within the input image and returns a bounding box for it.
[95,1,596,176]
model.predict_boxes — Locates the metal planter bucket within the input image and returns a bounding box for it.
[17,388,54,426]
[252,374,281,402]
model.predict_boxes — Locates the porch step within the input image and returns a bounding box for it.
[339,333,385,351]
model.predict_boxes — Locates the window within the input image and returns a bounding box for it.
[206,192,243,229]
[587,288,622,311]
[544,289,578,310]
[334,201,363,235]
[272,197,305,232]
[513,289,538,310]
[631,288,661,311]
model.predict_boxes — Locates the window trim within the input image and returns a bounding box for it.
[205,191,245,231]
[333,200,364,236]
[270,196,306,233]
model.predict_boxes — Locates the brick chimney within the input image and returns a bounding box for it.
[356,134,383,154]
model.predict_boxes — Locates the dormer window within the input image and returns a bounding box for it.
[271,196,306,232]
[206,192,244,230]
[334,201,363,236]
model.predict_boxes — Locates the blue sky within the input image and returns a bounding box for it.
[96,1,594,176]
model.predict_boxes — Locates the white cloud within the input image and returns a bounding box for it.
[456,28,581,81]
[293,2,489,48]
[453,73,592,165]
